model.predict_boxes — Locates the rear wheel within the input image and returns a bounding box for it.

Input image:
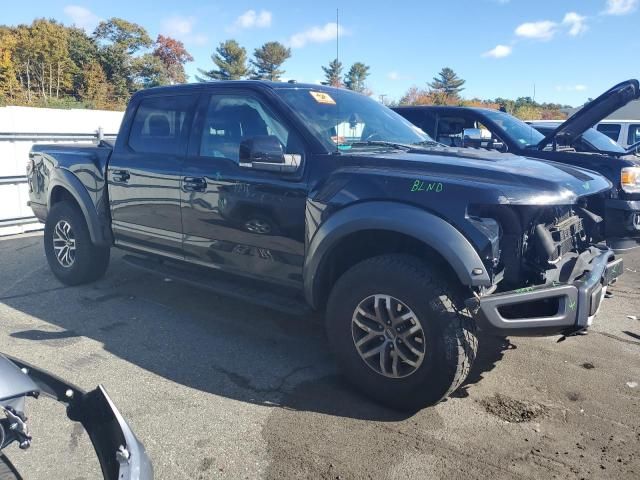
[326,254,477,411]
[44,202,110,285]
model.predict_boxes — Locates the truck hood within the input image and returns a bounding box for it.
[353,147,612,204]
[539,79,640,149]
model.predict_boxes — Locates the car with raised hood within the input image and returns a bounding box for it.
[0,353,152,479]
[26,81,622,410]
[393,80,640,252]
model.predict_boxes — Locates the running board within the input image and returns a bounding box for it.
[122,255,311,316]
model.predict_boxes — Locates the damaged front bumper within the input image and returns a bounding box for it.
[467,247,623,336]
[2,355,153,480]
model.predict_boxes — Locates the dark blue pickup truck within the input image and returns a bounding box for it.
[394,80,640,252]
[27,81,622,410]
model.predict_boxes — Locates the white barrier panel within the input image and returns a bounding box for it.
[0,106,123,236]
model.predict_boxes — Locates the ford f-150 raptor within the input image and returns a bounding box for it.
[27,81,623,410]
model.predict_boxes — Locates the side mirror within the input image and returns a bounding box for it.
[239,135,301,173]
[462,128,483,148]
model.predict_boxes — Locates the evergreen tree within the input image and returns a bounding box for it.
[197,40,248,81]
[428,67,465,99]
[344,62,370,93]
[322,58,343,87]
[250,41,291,81]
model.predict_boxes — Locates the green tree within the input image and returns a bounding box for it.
[428,67,465,100]
[250,41,291,81]
[93,18,152,54]
[79,60,112,109]
[322,58,343,87]
[344,62,370,93]
[132,53,169,89]
[93,18,152,100]
[198,39,248,81]
[153,35,193,84]
[67,27,99,98]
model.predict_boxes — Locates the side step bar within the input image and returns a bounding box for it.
[122,255,312,316]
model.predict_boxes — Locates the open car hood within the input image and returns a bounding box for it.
[538,79,640,150]
[1,354,153,480]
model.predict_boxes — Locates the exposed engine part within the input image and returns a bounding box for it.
[1,405,31,450]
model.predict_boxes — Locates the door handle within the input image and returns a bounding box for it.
[183,176,207,192]
[111,169,130,183]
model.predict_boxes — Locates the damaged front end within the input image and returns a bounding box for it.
[467,198,623,336]
[0,354,153,480]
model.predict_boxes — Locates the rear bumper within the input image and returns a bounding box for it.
[468,247,622,336]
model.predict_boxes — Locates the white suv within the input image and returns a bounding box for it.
[596,120,640,148]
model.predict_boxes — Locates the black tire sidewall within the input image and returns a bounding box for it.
[44,202,108,285]
[326,255,466,409]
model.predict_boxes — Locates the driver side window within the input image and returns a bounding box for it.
[199,95,299,161]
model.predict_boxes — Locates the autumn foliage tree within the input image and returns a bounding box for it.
[153,35,193,84]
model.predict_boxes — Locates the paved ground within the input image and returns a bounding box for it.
[0,232,638,479]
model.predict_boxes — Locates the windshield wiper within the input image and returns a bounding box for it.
[344,141,414,151]
[412,140,443,148]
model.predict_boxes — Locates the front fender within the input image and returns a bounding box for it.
[48,168,109,247]
[303,201,492,309]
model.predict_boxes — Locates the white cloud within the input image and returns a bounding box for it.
[515,20,558,40]
[288,22,348,48]
[160,16,208,45]
[556,84,588,92]
[602,0,638,15]
[388,71,400,80]
[63,5,100,32]
[231,10,272,30]
[482,44,513,58]
[162,16,196,36]
[563,12,588,36]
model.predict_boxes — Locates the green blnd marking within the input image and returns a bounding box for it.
[515,286,535,294]
[410,180,444,193]
[569,299,577,311]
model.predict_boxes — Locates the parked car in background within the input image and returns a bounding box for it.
[27,81,622,410]
[393,79,640,251]
[596,120,640,149]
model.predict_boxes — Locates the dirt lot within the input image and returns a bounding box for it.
[0,232,638,479]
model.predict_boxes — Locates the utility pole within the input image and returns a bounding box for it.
[379,94,387,105]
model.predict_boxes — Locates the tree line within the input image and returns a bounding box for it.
[0,17,571,119]
[397,67,570,120]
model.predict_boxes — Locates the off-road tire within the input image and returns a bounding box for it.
[44,202,110,285]
[326,254,477,411]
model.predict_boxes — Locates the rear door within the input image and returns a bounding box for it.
[108,94,197,257]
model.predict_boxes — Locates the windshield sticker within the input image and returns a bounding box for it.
[337,144,352,151]
[582,181,590,190]
[309,91,336,105]
[411,179,444,193]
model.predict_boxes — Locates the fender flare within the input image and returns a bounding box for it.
[303,201,492,309]
[48,168,109,247]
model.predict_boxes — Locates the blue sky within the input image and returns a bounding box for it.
[3,0,639,106]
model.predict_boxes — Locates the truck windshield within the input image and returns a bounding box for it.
[275,87,432,151]
[482,109,545,148]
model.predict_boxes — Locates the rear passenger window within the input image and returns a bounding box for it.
[129,96,195,155]
[398,110,437,137]
[628,124,640,145]
[596,123,622,142]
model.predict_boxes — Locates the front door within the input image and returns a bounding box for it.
[108,94,196,257]
[180,92,307,286]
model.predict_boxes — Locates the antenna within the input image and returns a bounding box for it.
[335,7,340,153]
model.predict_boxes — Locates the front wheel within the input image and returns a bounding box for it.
[44,202,110,286]
[326,254,477,411]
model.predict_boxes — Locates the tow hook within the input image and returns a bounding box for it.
[1,406,32,449]
[557,327,588,343]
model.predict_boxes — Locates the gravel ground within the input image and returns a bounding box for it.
[0,232,638,479]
